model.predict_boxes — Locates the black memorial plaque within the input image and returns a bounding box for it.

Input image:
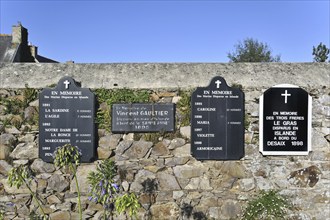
[39,77,96,162]
[260,84,312,155]
[112,103,175,132]
[191,76,245,160]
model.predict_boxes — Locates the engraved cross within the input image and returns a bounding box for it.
[215,80,221,89]
[281,90,291,104]
[63,80,70,89]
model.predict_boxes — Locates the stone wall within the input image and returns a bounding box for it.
[0,63,329,89]
[0,63,329,220]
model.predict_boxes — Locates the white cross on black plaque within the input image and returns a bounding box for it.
[281,90,291,104]
[215,80,221,89]
[63,80,70,89]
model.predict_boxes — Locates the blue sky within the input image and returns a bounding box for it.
[1,0,329,63]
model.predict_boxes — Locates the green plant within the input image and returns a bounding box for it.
[94,88,150,106]
[1,117,11,128]
[177,91,191,127]
[242,190,291,220]
[135,132,162,143]
[232,83,243,90]
[244,113,250,130]
[53,144,82,220]
[46,83,57,88]
[142,178,158,195]
[192,211,207,220]
[29,210,44,220]
[88,159,141,219]
[141,178,158,205]
[228,38,281,62]
[0,87,38,128]
[313,42,329,62]
[94,88,112,104]
[87,159,119,219]
[23,86,39,127]
[31,107,39,126]
[7,165,47,219]
[0,209,4,220]
[0,97,23,115]
[94,88,150,130]
[181,203,193,219]
[53,144,81,168]
[23,85,38,108]
[96,108,111,131]
[1,86,38,114]
[115,193,141,219]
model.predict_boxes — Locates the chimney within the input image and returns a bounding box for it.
[12,22,28,45]
[29,45,38,58]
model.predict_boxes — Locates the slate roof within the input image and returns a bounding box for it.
[35,55,58,63]
[0,28,58,63]
[0,35,19,62]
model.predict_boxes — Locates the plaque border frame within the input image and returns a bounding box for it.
[259,84,312,155]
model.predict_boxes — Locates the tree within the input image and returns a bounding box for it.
[312,43,329,62]
[227,38,281,62]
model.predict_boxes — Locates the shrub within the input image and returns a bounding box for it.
[242,190,291,220]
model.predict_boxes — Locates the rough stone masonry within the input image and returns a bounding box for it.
[0,63,329,219]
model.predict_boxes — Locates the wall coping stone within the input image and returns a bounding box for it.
[0,63,329,89]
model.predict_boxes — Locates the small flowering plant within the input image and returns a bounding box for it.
[242,190,292,220]
[8,164,33,189]
[87,159,118,218]
[53,144,81,169]
[53,144,82,220]
[88,180,119,208]
[7,165,47,219]
[115,193,141,218]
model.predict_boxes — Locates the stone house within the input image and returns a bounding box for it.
[0,23,57,63]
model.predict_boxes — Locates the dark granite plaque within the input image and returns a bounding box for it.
[39,77,96,162]
[191,76,245,160]
[260,84,312,155]
[112,103,175,132]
